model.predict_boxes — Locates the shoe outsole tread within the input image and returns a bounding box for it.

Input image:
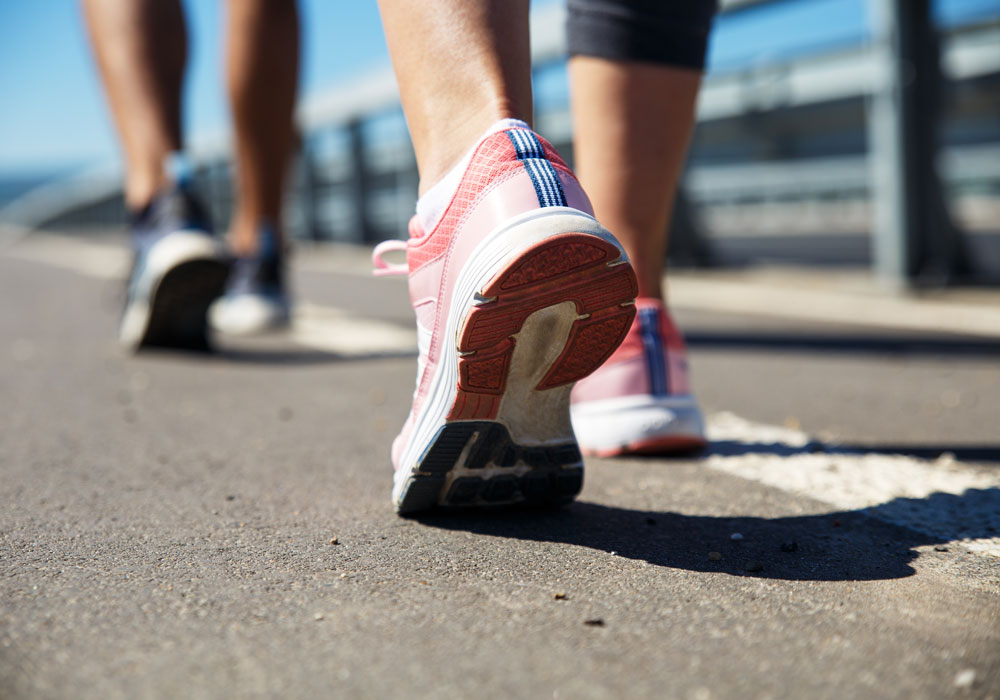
[396,421,583,515]
[140,259,229,350]
[450,233,637,421]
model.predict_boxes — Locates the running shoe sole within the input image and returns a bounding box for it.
[394,209,637,514]
[120,232,228,351]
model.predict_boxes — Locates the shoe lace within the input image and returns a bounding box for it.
[372,240,408,276]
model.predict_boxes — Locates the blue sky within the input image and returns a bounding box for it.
[0,0,996,177]
[0,0,392,175]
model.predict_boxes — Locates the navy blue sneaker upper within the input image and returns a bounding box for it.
[223,224,286,301]
[125,184,214,301]
[130,184,212,250]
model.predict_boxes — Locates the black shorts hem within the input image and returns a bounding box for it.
[566,1,718,70]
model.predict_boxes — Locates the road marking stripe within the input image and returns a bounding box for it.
[704,412,1000,557]
[5,232,128,279]
[292,303,416,357]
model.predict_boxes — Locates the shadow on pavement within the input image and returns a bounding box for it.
[702,440,1000,464]
[686,331,1000,357]
[415,489,999,582]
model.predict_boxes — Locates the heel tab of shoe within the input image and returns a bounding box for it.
[416,119,533,234]
[500,126,570,172]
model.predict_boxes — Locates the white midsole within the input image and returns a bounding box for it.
[209,294,291,336]
[393,206,628,503]
[570,393,705,451]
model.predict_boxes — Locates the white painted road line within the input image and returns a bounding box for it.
[705,412,1000,557]
[6,231,129,279]
[293,303,416,357]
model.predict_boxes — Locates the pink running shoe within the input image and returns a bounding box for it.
[570,298,706,456]
[373,125,637,514]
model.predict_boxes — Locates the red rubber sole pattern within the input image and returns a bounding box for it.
[448,233,637,421]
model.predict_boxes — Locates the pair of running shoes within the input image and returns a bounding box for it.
[123,126,706,514]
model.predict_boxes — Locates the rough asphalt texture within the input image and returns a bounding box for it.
[1,243,998,699]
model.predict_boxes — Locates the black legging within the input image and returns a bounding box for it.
[567,0,719,70]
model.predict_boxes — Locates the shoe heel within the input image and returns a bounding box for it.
[396,421,585,514]
[449,232,637,421]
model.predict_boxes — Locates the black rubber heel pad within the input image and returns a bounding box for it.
[397,421,584,514]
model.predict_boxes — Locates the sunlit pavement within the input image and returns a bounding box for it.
[2,232,998,699]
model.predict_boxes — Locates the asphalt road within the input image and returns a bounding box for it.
[1,233,998,699]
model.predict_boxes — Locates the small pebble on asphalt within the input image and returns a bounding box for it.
[953,669,976,688]
[553,592,567,600]
[934,545,949,552]
[730,533,744,541]
[708,552,723,561]
[330,537,340,545]
[314,613,324,621]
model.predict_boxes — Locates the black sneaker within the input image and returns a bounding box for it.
[119,184,229,351]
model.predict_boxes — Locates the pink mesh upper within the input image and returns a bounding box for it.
[407,131,573,272]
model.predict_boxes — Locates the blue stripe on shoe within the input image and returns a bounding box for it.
[638,307,670,396]
[505,128,567,207]
[508,128,543,159]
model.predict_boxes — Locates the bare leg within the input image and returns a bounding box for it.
[569,57,702,300]
[377,0,532,194]
[225,0,300,255]
[82,0,186,210]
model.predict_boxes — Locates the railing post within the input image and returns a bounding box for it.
[867,0,970,288]
[347,118,374,244]
[299,144,323,242]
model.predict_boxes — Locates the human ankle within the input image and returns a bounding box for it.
[414,118,531,234]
